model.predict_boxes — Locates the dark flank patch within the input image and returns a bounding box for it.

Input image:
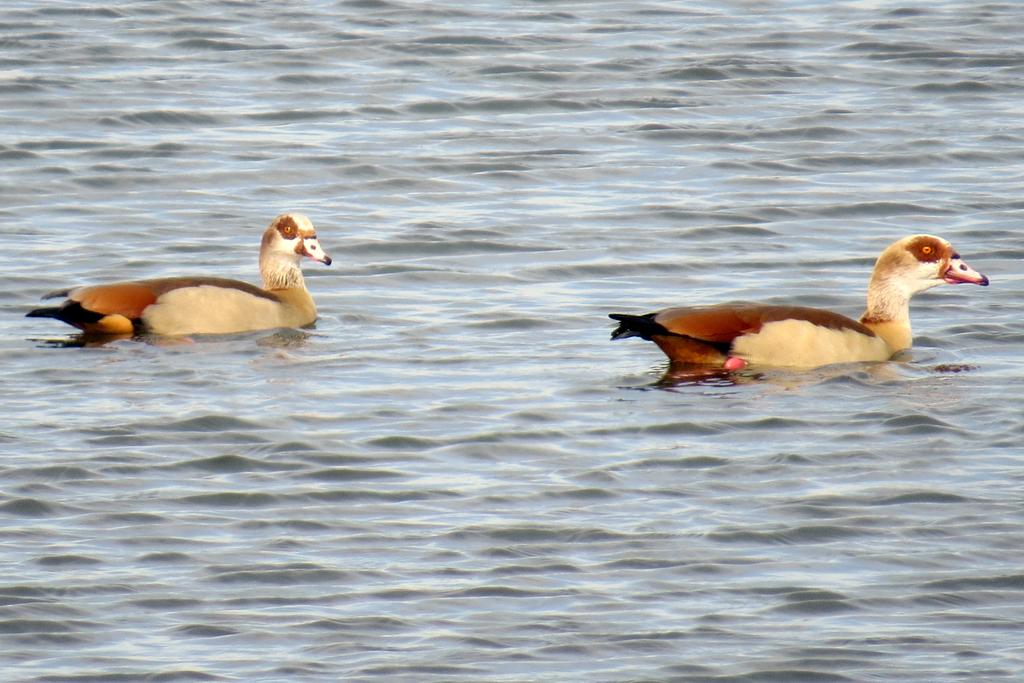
[906,235,946,263]
[275,214,299,240]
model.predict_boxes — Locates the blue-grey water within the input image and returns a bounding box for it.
[3,1,1024,681]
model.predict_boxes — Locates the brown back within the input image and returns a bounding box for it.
[73,277,278,319]
[654,304,874,343]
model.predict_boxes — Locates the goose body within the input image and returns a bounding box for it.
[610,235,988,370]
[27,213,331,336]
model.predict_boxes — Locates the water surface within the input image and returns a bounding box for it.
[3,1,1024,681]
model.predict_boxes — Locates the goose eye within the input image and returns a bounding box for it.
[921,245,933,255]
[276,217,299,239]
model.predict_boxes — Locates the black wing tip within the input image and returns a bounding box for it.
[608,312,662,341]
[26,307,62,319]
[27,289,76,318]
[26,301,105,326]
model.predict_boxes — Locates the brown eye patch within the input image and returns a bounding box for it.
[275,215,299,240]
[907,236,945,263]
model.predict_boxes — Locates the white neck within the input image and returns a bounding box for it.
[862,273,912,325]
[260,252,305,291]
[860,273,917,352]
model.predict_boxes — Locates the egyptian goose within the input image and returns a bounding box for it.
[26,213,332,336]
[610,234,988,369]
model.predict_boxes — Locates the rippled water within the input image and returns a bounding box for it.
[3,1,1024,681]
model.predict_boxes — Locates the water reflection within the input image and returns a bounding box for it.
[29,328,314,349]
[649,357,934,389]
[31,334,132,349]
[656,364,760,388]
